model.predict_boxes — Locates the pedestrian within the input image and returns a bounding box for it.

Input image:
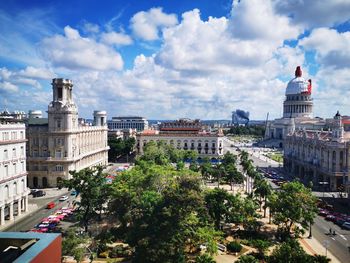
[333,230,336,236]
[329,228,332,235]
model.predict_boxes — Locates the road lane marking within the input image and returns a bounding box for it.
[339,234,347,240]
[331,237,335,240]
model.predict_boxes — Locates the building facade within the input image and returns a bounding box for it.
[26,78,109,188]
[265,66,325,146]
[284,112,350,193]
[0,120,29,226]
[108,116,148,132]
[137,119,224,158]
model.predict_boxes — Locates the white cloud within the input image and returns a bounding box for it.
[0,81,19,93]
[18,66,56,79]
[299,28,350,68]
[101,31,133,46]
[230,0,300,42]
[130,7,178,41]
[274,0,350,28]
[39,26,124,71]
[82,22,100,34]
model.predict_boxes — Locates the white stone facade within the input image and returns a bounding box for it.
[26,78,109,188]
[284,113,350,193]
[0,121,29,226]
[108,116,148,132]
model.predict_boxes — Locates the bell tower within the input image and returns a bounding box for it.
[48,78,78,132]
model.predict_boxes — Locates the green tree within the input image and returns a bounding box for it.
[224,163,243,192]
[268,239,314,263]
[204,188,243,229]
[254,179,272,217]
[61,166,109,232]
[62,228,87,262]
[271,181,318,238]
[236,255,259,263]
[195,254,216,263]
[200,158,213,183]
[312,255,331,263]
[108,137,135,161]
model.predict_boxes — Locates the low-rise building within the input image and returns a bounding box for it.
[137,119,224,159]
[0,120,29,226]
[108,116,148,132]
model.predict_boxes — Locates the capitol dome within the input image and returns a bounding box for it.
[285,66,311,95]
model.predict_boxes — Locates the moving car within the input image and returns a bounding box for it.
[47,202,55,209]
[59,195,69,201]
[33,190,46,197]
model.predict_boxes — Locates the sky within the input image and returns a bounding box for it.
[0,0,350,120]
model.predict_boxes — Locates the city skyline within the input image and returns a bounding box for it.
[0,0,350,120]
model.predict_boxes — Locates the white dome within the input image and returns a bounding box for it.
[285,77,309,95]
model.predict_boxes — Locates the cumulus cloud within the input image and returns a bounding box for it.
[0,81,19,93]
[130,7,178,41]
[18,66,56,79]
[39,26,123,71]
[101,31,133,46]
[274,0,350,28]
[230,0,300,42]
[299,28,350,69]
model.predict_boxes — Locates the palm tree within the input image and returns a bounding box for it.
[225,164,244,192]
[254,179,272,217]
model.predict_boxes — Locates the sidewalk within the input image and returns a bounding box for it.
[299,236,340,263]
[0,188,69,231]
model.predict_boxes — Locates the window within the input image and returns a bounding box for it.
[55,165,64,172]
[20,146,24,156]
[4,149,8,160]
[20,131,24,139]
[57,87,63,100]
[5,165,8,177]
[11,131,17,140]
[57,119,61,128]
[12,148,16,158]
[13,163,17,175]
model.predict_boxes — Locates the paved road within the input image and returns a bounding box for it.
[224,137,350,262]
[312,216,350,263]
[3,192,74,232]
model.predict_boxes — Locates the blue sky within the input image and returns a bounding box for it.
[0,0,350,120]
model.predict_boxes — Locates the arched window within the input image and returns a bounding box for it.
[42,177,48,188]
[33,177,38,188]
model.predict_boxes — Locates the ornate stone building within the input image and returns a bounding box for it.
[137,119,224,159]
[0,120,29,226]
[284,112,350,192]
[26,78,109,188]
[265,66,325,146]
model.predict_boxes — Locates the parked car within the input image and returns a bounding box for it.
[33,190,46,197]
[30,189,39,195]
[59,195,68,201]
[70,190,77,196]
[341,222,350,230]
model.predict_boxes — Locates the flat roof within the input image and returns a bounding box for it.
[0,232,61,263]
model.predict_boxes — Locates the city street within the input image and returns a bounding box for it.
[3,190,75,232]
[223,137,350,262]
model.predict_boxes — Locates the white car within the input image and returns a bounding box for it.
[59,195,69,201]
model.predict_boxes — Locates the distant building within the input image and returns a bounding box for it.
[265,66,326,147]
[284,111,350,193]
[0,232,61,263]
[137,119,224,159]
[108,116,148,132]
[26,78,109,188]
[0,120,29,226]
[232,109,249,126]
[0,110,27,120]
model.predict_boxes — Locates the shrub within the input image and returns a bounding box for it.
[236,255,259,263]
[227,241,243,253]
[99,251,109,258]
[195,253,216,263]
